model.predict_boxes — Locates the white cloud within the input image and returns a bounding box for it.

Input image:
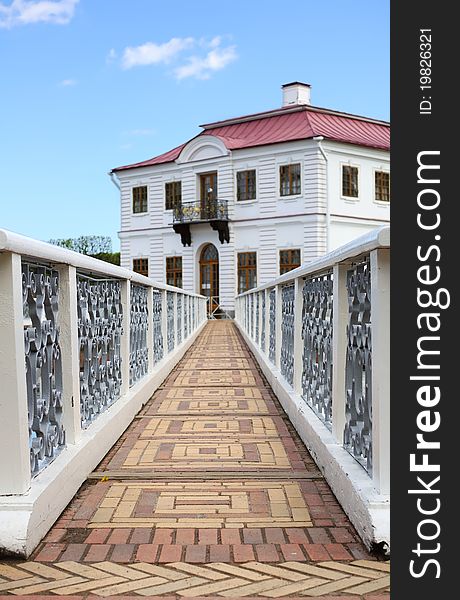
[121,37,194,69]
[0,0,79,28]
[59,78,77,86]
[174,45,237,81]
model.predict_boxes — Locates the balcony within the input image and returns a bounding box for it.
[172,199,230,246]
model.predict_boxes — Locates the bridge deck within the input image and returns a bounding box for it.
[0,321,389,598]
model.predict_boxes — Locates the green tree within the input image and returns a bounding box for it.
[48,236,119,265]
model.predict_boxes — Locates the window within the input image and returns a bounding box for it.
[166,256,182,288]
[342,166,359,198]
[165,181,182,210]
[238,252,257,293]
[279,249,301,275]
[133,258,148,276]
[237,170,256,201]
[280,163,301,196]
[132,186,148,213]
[375,171,390,202]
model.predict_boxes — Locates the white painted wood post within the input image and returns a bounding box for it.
[173,293,178,348]
[0,252,31,495]
[146,287,154,373]
[161,290,168,351]
[120,279,130,396]
[275,285,283,370]
[56,265,81,444]
[293,277,304,395]
[332,262,349,444]
[370,248,390,495]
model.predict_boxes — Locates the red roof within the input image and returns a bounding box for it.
[112,105,389,172]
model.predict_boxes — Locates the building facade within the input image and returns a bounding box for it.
[112,83,390,315]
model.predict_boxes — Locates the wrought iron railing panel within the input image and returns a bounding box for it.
[261,291,266,352]
[152,289,164,364]
[22,262,66,476]
[77,274,123,429]
[301,273,333,428]
[177,294,182,345]
[343,257,372,475]
[184,295,189,339]
[269,288,276,364]
[280,283,295,386]
[255,292,260,345]
[167,291,175,353]
[250,294,254,339]
[173,199,228,223]
[129,284,149,386]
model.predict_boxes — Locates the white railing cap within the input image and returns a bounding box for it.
[0,228,205,298]
[237,226,390,297]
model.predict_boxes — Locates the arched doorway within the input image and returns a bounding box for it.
[200,244,219,316]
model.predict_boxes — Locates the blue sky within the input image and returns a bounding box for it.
[0,0,389,251]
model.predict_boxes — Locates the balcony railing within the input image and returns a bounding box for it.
[172,199,230,246]
[173,199,228,224]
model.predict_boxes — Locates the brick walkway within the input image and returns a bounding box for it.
[0,321,389,598]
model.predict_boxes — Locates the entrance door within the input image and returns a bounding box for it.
[200,172,217,219]
[200,243,219,316]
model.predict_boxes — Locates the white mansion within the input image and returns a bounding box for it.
[111,82,390,315]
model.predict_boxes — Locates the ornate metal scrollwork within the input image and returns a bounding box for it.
[301,273,333,428]
[152,289,164,363]
[280,284,295,385]
[250,294,254,339]
[177,294,182,344]
[343,257,373,475]
[269,288,276,364]
[167,292,175,353]
[261,291,266,351]
[255,293,260,344]
[77,274,123,428]
[23,262,66,476]
[184,295,189,339]
[130,284,148,386]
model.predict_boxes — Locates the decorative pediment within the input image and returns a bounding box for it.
[176,135,229,164]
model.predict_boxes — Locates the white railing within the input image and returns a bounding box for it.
[235,227,390,549]
[0,228,207,556]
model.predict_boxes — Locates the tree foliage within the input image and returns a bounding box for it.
[48,236,119,265]
[49,235,112,255]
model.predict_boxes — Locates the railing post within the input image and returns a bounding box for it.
[161,289,168,351]
[293,277,304,395]
[332,261,349,444]
[146,287,154,373]
[370,248,390,495]
[120,279,130,396]
[275,285,283,370]
[173,292,178,347]
[56,265,81,444]
[0,252,31,494]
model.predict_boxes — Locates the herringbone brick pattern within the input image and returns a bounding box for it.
[0,321,389,597]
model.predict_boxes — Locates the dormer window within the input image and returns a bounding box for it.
[132,186,148,213]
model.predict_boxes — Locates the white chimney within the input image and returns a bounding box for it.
[282,82,311,106]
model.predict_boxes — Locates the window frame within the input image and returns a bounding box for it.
[237,251,258,294]
[165,180,182,211]
[279,248,302,275]
[132,257,149,277]
[341,164,360,200]
[279,162,302,198]
[166,256,183,288]
[132,185,148,214]
[374,169,391,204]
[236,168,257,202]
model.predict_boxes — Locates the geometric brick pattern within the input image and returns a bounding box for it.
[88,482,312,529]
[0,560,390,596]
[139,416,280,438]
